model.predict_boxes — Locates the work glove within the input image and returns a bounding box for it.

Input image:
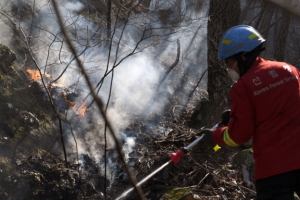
[198,128,214,147]
[218,109,231,127]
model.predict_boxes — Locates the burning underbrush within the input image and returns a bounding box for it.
[0,44,109,199]
[0,39,259,200]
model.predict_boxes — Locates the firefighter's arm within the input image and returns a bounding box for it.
[212,126,239,147]
[212,80,255,146]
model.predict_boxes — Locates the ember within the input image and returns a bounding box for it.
[61,92,87,116]
[26,69,51,81]
[26,69,41,80]
[80,106,87,116]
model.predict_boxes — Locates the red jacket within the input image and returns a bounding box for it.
[212,58,300,181]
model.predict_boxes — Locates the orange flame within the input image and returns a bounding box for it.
[67,99,76,107]
[76,102,87,117]
[63,93,87,117]
[72,101,87,117]
[26,69,51,81]
[80,106,87,116]
[26,69,41,81]
[63,95,76,107]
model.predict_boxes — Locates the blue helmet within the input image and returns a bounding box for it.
[218,25,265,60]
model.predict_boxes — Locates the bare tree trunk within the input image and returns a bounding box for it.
[274,10,291,61]
[240,0,255,23]
[207,0,241,126]
[254,1,268,28]
[258,1,276,38]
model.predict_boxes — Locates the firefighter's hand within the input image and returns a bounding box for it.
[218,109,231,127]
[199,128,214,146]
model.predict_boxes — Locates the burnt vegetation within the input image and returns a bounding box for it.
[0,0,299,200]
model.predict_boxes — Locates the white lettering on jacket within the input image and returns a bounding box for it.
[254,86,269,96]
[253,76,298,96]
[269,79,284,88]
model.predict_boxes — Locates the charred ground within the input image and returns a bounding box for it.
[0,44,258,200]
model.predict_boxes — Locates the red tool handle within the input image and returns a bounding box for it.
[169,148,186,164]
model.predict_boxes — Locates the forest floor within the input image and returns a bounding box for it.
[0,43,258,200]
[110,114,257,200]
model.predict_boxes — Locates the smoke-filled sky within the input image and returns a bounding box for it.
[0,0,209,181]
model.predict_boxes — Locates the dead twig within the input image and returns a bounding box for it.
[158,39,181,85]
[50,0,146,199]
[197,173,210,186]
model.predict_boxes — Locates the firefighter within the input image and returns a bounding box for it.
[207,25,300,199]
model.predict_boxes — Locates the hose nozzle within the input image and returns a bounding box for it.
[169,148,187,164]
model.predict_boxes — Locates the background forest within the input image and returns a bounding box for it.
[0,0,299,199]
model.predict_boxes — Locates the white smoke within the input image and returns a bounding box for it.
[64,1,84,11]
[111,53,160,116]
[1,0,209,183]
